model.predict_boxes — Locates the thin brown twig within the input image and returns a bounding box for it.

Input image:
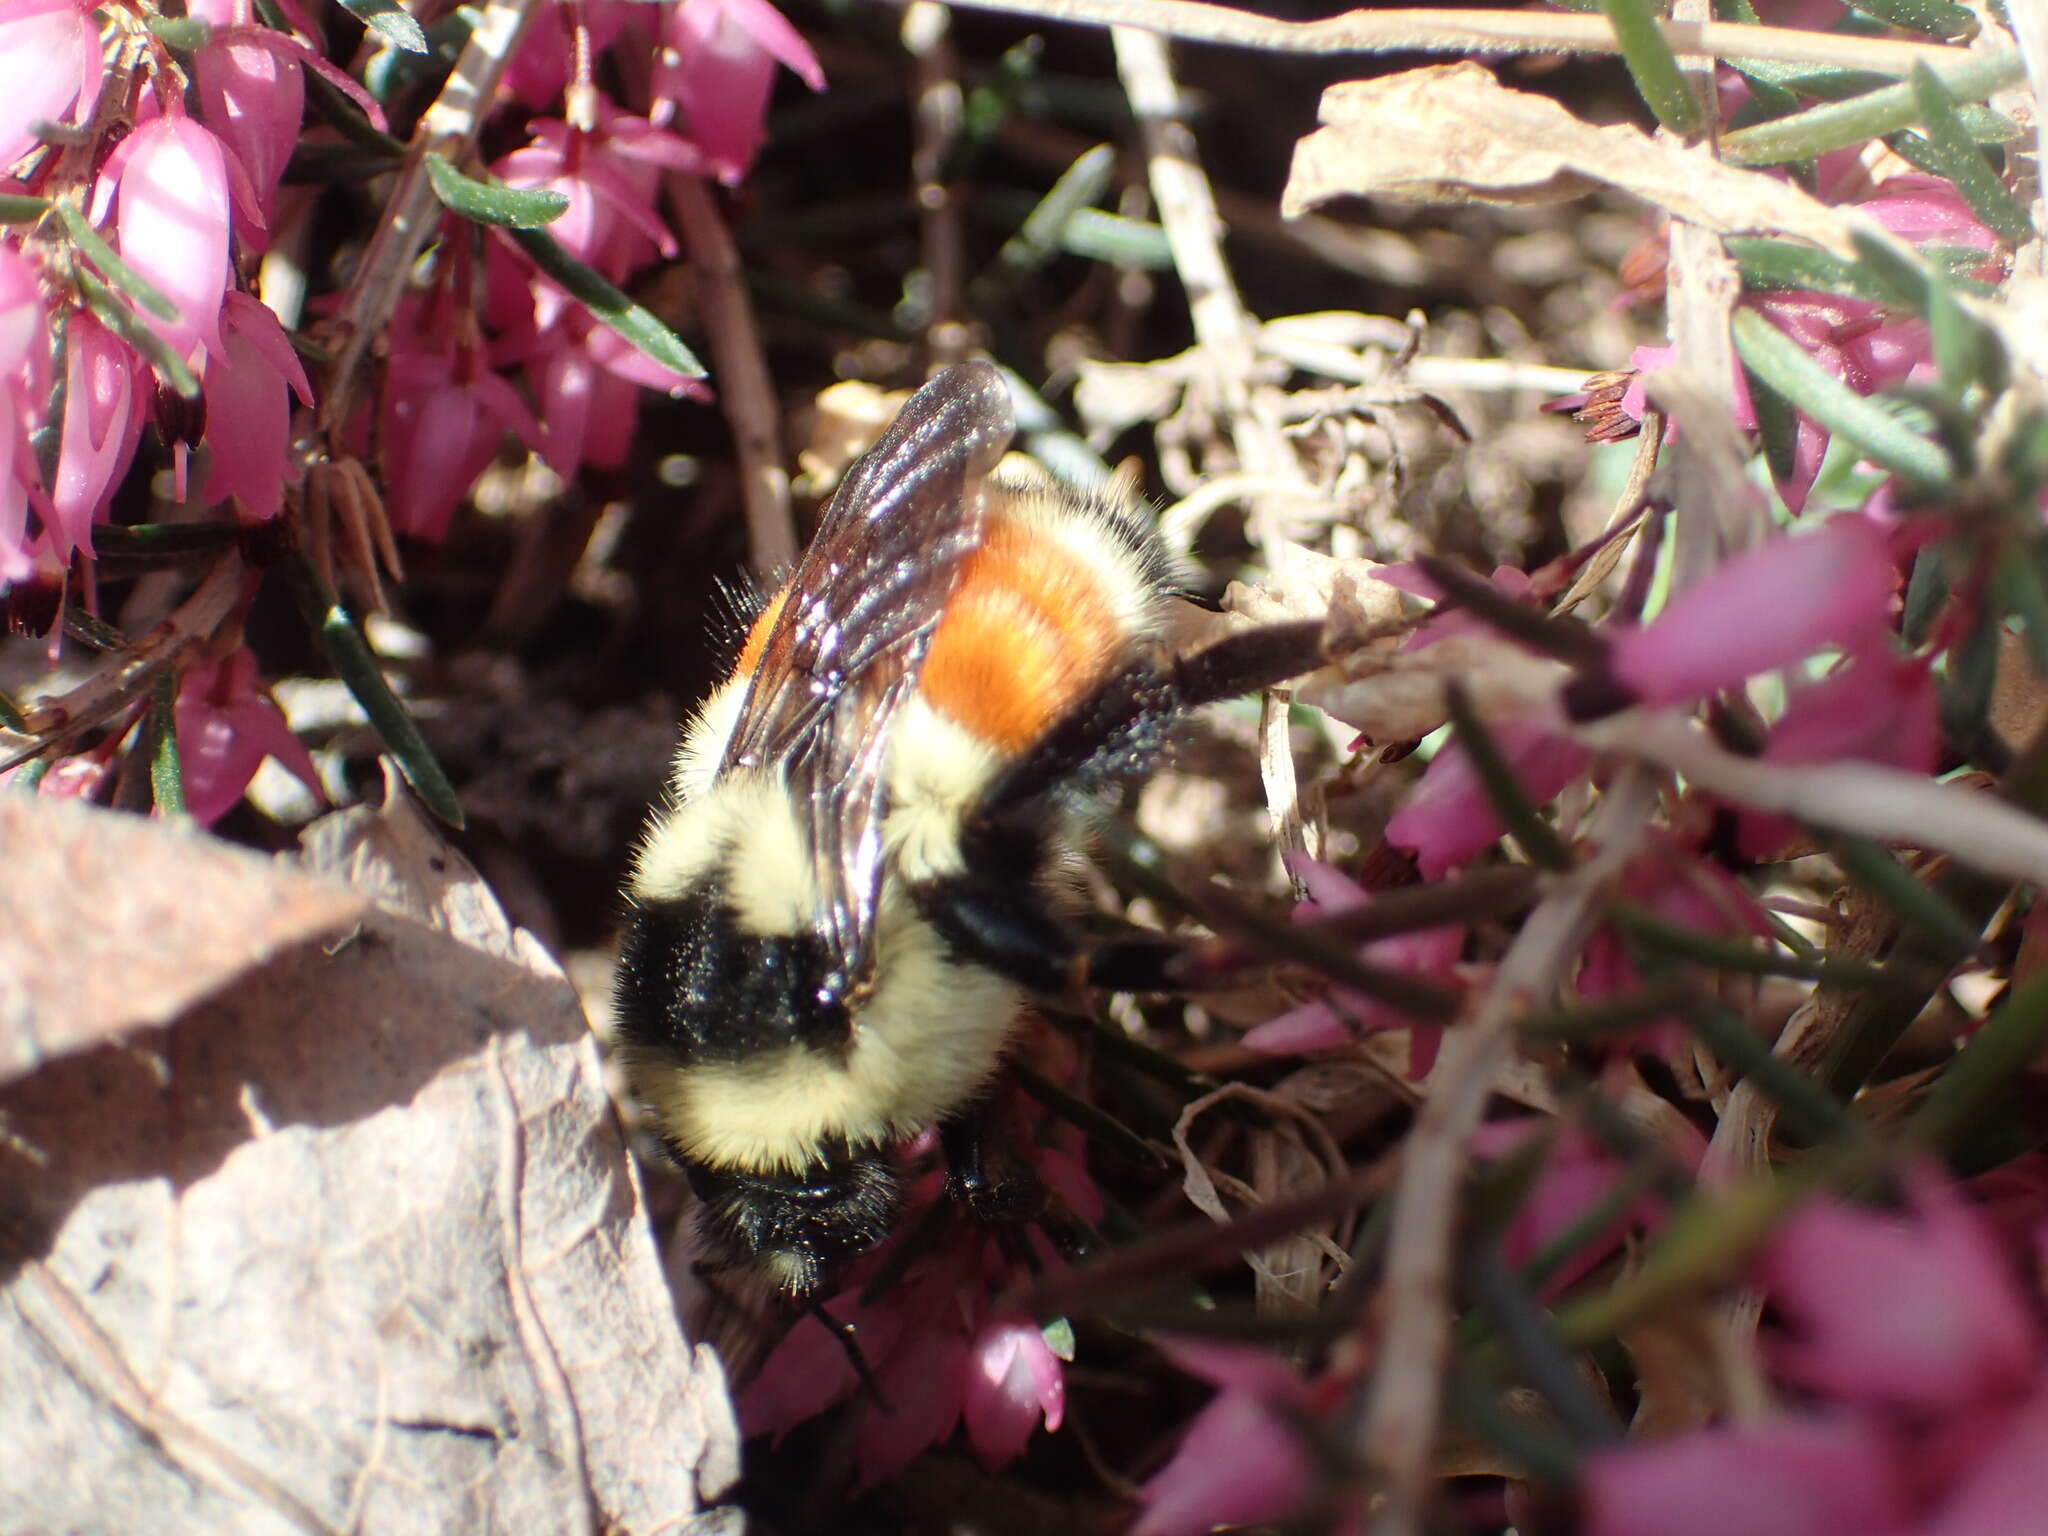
[0,553,246,773]
[902,0,971,366]
[928,0,1969,75]
[1361,768,1660,1536]
[666,175,799,577]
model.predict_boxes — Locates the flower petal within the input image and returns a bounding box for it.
[1607,516,1898,707]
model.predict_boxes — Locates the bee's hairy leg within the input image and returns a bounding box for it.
[917,858,1206,1003]
[940,1104,1047,1224]
[1171,618,1333,708]
[976,619,1331,817]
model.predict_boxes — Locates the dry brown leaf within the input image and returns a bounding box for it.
[1991,626,2048,756]
[0,797,366,1088]
[1297,632,1572,745]
[1284,63,1856,258]
[1195,545,1570,743]
[0,789,739,1534]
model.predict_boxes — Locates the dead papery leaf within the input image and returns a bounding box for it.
[1991,627,2048,757]
[0,797,366,1088]
[0,790,740,1535]
[1194,545,1571,743]
[1296,632,1573,746]
[1284,63,1856,259]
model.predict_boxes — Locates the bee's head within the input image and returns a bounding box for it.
[685,1150,901,1298]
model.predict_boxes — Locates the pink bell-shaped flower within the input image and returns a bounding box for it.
[0,0,100,172]
[199,292,313,521]
[113,115,234,360]
[656,0,824,184]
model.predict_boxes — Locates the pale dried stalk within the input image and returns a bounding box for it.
[1580,711,2048,889]
[1662,62,1752,587]
[316,0,543,439]
[1113,26,1316,865]
[1110,28,1272,470]
[938,0,1969,75]
[666,175,798,577]
[1362,768,1660,1536]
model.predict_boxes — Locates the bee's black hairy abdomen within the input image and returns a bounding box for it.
[614,886,847,1064]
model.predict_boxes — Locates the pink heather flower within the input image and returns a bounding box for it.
[494,127,683,297]
[1758,1169,2041,1414]
[50,311,144,558]
[33,749,114,801]
[856,1309,971,1481]
[1578,832,1775,1061]
[1384,718,1590,879]
[742,1089,1096,1482]
[1582,1415,1909,1536]
[175,647,322,825]
[503,0,632,108]
[1242,855,1463,1077]
[1619,342,1759,432]
[1737,645,1938,858]
[0,245,43,584]
[1604,515,1899,708]
[0,0,101,172]
[530,331,642,477]
[112,115,234,360]
[1917,1383,2048,1535]
[379,347,542,541]
[1605,168,1995,513]
[656,0,825,185]
[964,1319,1066,1470]
[198,292,313,521]
[1134,1341,1319,1536]
[194,32,306,250]
[1475,1118,1694,1298]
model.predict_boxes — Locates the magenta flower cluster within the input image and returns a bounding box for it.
[1,0,820,820]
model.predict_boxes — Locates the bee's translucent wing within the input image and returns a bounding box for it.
[721,363,1015,1007]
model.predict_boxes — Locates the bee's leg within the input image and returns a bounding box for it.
[805,1299,891,1410]
[917,863,1195,1001]
[940,1107,1045,1223]
[976,619,1330,816]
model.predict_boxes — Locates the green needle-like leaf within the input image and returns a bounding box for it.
[1446,682,1572,872]
[1731,307,1951,489]
[0,194,51,224]
[1843,0,1975,39]
[1905,63,2034,244]
[424,153,571,229]
[1727,237,1881,301]
[56,203,180,322]
[148,671,187,817]
[1598,0,1702,135]
[508,226,705,380]
[1721,50,2024,167]
[338,0,428,53]
[1909,969,2048,1153]
[75,269,199,400]
[284,554,465,828]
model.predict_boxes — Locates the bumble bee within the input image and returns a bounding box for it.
[613,363,1328,1297]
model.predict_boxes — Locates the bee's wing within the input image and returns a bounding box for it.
[722,362,1016,1005]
